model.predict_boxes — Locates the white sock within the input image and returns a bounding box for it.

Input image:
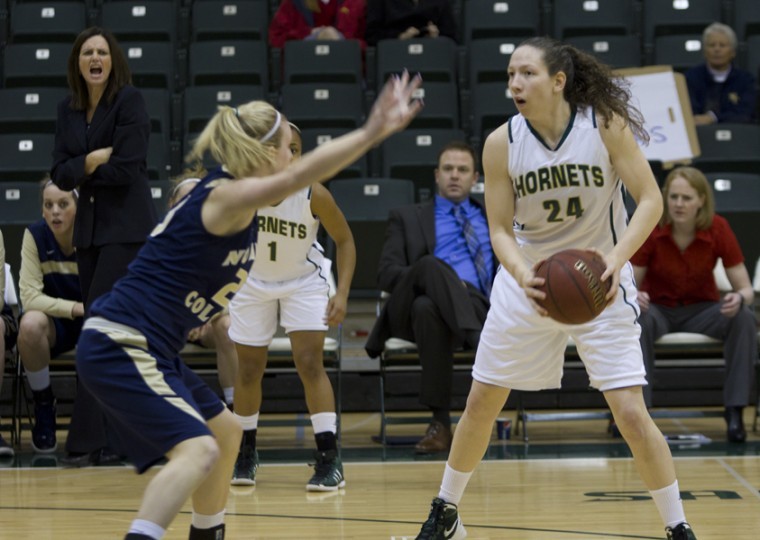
[235,412,259,431]
[311,412,337,435]
[192,509,225,529]
[26,368,50,392]
[128,519,165,539]
[650,480,687,528]
[438,464,473,506]
[223,387,234,405]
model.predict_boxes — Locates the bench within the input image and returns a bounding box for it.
[14,336,342,445]
[379,333,760,445]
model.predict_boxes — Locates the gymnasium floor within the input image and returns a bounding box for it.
[2,409,759,539]
[2,302,759,537]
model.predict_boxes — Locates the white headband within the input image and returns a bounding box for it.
[260,110,282,142]
[44,179,78,200]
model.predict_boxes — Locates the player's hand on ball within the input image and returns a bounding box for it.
[586,247,619,305]
[521,264,548,317]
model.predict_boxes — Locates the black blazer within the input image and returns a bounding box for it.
[377,198,497,294]
[365,198,496,357]
[51,85,157,249]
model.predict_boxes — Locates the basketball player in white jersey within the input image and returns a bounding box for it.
[228,123,356,491]
[415,38,697,540]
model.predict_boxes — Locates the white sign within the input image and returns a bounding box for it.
[616,66,700,163]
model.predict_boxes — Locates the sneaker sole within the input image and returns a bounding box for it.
[305,479,346,492]
[31,441,58,454]
[230,478,256,486]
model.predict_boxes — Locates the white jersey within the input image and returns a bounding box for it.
[250,187,325,282]
[508,106,629,265]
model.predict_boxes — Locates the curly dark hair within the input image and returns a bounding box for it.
[518,37,649,144]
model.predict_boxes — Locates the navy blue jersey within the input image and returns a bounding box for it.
[90,168,257,356]
[28,219,82,302]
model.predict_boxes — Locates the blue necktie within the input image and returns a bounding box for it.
[454,206,492,297]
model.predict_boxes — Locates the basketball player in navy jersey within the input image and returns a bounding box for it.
[74,72,422,540]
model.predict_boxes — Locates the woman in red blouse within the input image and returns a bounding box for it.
[268,0,366,49]
[631,166,756,443]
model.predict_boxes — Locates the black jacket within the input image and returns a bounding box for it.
[51,85,157,249]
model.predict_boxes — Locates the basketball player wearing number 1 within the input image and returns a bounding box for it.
[415,38,697,540]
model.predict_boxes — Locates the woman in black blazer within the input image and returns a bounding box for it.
[51,27,157,465]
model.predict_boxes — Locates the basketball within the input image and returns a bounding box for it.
[534,249,611,324]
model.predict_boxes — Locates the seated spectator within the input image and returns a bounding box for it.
[365,141,495,454]
[366,0,457,45]
[631,166,756,443]
[685,22,756,125]
[17,179,84,454]
[269,0,367,49]
[0,230,20,458]
[169,171,238,410]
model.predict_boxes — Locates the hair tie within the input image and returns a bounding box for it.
[260,110,282,142]
[233,107,240,118]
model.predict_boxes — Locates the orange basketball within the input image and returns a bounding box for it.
[534,249,611,324]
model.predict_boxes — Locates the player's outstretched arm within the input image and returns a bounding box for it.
[213,72,423,226]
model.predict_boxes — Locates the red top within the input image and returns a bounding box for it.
[631,215,744,307]
[269,0,367,49]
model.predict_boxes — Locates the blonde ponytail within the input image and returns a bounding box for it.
[186,101,284,178]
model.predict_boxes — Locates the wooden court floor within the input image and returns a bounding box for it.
[1,409,759,539]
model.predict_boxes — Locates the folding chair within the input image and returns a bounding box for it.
[469,82,518,151]
[641,0,721,53]
[380,128,467,202]
[0,182,43,224]
[0,87,67,134]
[734,0,760,41]
[188,40,269,88]
[140,88,172,149]
[745,35,760,80]
[328,178,415,298]
[375,37,457,86]
[99,0,177,45]
[567,35,643,69]
[405,81,460,130]
[146,137,172,180]
[149,179,173,216]
[376,337,476,449]
[703,172,760,293]
[463,0,541,43]
[551,0,636,40]
[191,0,269,42]
[1,264,21,447]
[9,2,87,44]
[0,135,56,182]
[694,124,760,174]
[467,38,516,87]
[280,83,364,130]
[298,128,368,179]
[653,34,704,73]
[2,43,70,88]
[284,39,363,85]
[122,42,177,91]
